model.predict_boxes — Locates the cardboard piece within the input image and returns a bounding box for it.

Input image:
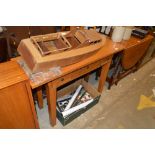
[137,95,155,110]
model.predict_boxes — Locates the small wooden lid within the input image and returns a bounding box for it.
[0,61,28,89]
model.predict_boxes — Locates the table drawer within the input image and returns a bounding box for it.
[54,56,112,88]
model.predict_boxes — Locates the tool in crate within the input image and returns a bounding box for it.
[57,85,93,117]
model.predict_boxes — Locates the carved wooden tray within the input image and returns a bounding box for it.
[17,29,106,73]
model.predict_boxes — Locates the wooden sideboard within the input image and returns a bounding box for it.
[0,61,39,128]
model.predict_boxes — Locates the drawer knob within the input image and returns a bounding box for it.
[61,78,64,81]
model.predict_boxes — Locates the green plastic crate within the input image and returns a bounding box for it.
[56,79,101,126]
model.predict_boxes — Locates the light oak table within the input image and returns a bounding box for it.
[13,35,148,127]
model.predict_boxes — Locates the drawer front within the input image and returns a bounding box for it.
[53,56,111,88]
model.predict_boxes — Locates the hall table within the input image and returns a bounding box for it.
[12,34,153,126]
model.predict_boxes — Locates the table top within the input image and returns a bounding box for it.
[12,34,153,89]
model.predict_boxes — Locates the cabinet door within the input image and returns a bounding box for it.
[0,82,37,128]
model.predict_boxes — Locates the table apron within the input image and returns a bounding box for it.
[51,56,112,88]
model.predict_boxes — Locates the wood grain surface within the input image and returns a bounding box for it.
[0,61,28,89]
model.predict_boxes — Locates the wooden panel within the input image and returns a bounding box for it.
[139,38,155,66]
[29,26,56,36]
[122,36,153,69]
[0,82,36,128]
[0,61,28,89]
[6,26,30,40]
[0,38,7,62]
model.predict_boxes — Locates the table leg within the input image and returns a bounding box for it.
[84,73,89,82]
[46,82,57,126]
[98,60,111,93]
[36,86,44,109]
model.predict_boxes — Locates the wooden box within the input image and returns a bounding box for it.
[56,79,101,126]
[17,30,106,73]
